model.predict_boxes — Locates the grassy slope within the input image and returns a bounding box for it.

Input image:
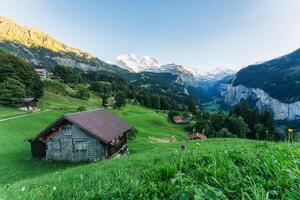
[0,92,103,184]
[111,105,187,153]
[0,110,80,185]
[0,91,101,119]
[0,106,27,120]
[38,92,101,112]
[0,101,189,192]
[0,94,299,199]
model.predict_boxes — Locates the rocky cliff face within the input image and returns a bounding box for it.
[220,84,300,120]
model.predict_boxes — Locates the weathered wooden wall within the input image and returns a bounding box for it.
[45,123,106,162]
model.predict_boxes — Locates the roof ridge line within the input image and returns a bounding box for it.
[64,108,105,116]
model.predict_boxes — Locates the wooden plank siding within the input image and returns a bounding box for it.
[45,123,105,162]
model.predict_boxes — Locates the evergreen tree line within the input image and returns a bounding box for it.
[193,101,277,141]
[0,49,43,106]
[53,65,195,111]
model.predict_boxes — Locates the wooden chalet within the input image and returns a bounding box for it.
[29,109,132,162]
[188,132,207,140]
[22,97,37,111]
[172,116,190,125]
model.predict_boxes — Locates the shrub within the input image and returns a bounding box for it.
[226,116,250,138]
[43,80,74,96]
[76,106,86,112]
[127,127,138,141]
[216,128,237,138]
[73,85,90,100]
[72,84,90,100]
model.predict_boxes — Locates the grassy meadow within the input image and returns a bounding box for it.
[38,91,102,112]
[0,106,27,120]
[0,93,299,199]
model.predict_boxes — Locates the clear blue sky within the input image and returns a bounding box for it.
[1,0,300,69]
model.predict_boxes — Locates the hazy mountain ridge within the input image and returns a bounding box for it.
[0,16,126,73]
[221,48,300,120]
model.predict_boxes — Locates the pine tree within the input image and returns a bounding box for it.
[0,78,26,107]
[115,91,126,108]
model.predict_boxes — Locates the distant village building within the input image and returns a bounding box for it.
[172,116,190,125]
[104,97,115,109]
[104,104,114,109]
[107,97,115,102]
[21,97,38,111]
[188,132,207,140]
[35,68,48,79]
[29,109,132,162]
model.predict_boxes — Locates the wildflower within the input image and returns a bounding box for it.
[53,186,56,191]
[287,128,294,142]
[21,186,25,192]
[174,149,179,156]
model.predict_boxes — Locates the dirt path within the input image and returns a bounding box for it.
[0,110,49,122]
[149,136,177,143]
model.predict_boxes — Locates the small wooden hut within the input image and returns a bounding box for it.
[29,109,132,162]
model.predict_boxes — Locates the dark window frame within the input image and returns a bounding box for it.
[51,139,61,151]
[74,140,87,151]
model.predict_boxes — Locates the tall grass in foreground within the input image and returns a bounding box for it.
[1,139,299,200]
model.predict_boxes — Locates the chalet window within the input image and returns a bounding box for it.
[52,140,61,150]
[64,124,72,136]
[75,140,87,151]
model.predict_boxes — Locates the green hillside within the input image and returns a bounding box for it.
[38,91,101,112]
[0,94,299,199]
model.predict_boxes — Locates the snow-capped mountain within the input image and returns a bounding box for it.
[115,53,236,85]
[193,67,236,81]
[115,53,237,103]
[154,63,197,86]
[116,53,160,72]
[149,63,193,74]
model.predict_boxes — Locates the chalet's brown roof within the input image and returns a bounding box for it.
[31,109,132,144]
[65,109,132,143]
[188,132,207,140]
[172,116,183,123]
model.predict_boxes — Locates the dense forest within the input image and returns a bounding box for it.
[0,48,43,106]
[191,101,278,141]
[51,65,196,111]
